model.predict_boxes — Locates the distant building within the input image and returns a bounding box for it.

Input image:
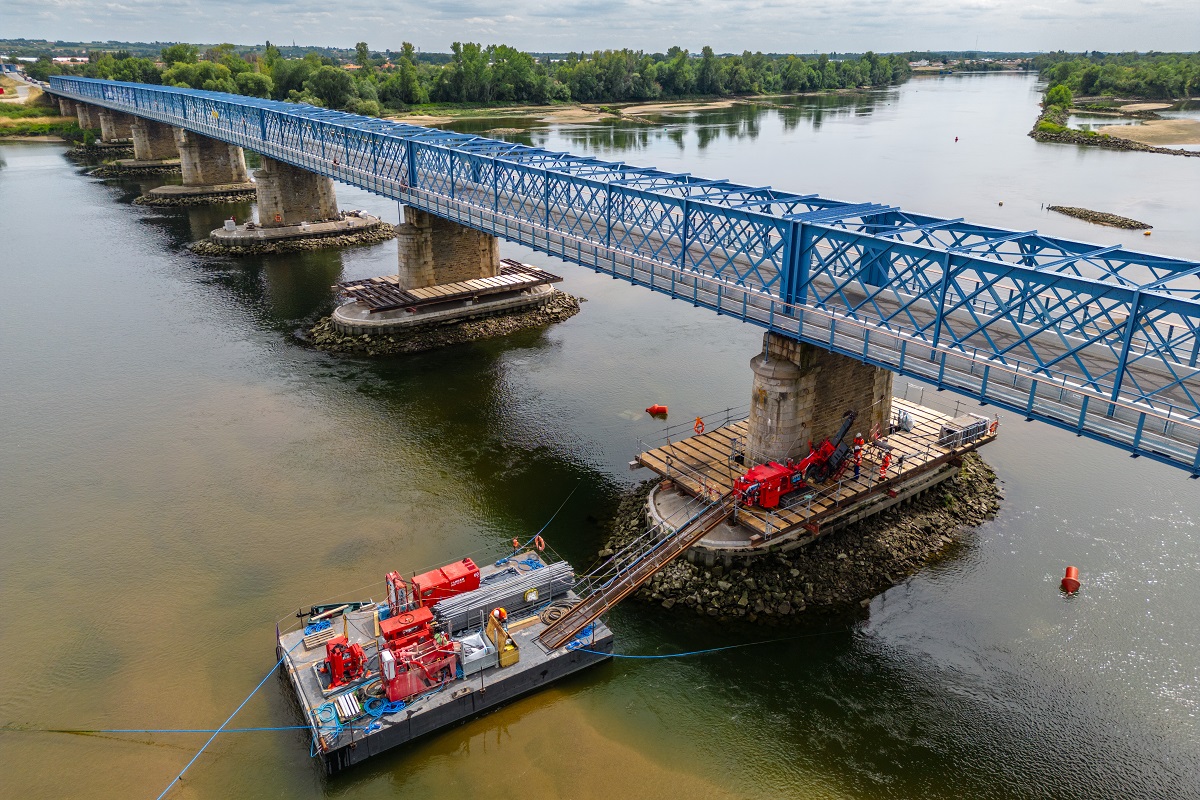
[52,56,88,64]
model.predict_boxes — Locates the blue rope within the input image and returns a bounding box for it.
[303,620,332,636]
[32,726,316,734]
[501,481,580,561]
[574,629,850,660]
[153,642,299,800]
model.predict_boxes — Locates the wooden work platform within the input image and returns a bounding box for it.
[335,258,561,313]
[636,398,997,549]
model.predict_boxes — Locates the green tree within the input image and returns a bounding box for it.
[304,65,356,108]
[161,43,198,66]
[355,42,370,68]
[235,71,273,98]
[1046,84,1072,108]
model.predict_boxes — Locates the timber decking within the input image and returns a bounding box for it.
[636,398,995,543]
[335,258,561,313]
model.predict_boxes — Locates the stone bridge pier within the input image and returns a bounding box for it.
[129,118,179,163]
[395,207,499,289]
[327,206,556,336]
[199,156,386,253]
[57,97,74,117]
[140,128,255,204]
[74,102,96,130]
[254,155,339,226]
[746,332,893,463]
[97,110,134,143]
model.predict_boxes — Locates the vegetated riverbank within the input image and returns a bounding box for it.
[1029,102,1199,157]
[1047,206,1151,229]
[603,452,1000,622]
[304,290,581,356]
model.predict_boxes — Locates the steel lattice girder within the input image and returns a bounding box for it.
[50,76,1200,472]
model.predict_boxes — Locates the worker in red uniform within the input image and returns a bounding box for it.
[879,451,892,480]
[852,433,865,479]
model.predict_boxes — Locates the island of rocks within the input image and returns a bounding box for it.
[602,452,1000,623]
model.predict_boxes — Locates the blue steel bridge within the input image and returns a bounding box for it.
[50,76,1200,474]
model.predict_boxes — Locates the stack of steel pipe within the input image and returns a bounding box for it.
[433,560,575,633]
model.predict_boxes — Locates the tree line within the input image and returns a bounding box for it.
[1033,51,1200,100]
[26,41,912,116]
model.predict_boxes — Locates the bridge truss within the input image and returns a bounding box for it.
[50,76,1200,473]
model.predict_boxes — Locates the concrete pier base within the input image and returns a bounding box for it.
[331,283,556,335]
[191,211,392,255]
[57,97,74,117]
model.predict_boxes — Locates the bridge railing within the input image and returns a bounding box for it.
[48,76,1200,472]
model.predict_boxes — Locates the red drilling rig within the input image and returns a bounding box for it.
[733,410,857,509]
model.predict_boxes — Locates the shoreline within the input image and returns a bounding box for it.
[604,452,1000,623]
[388,88,883,126]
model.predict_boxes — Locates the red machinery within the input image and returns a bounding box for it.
[320,636,368,690]
[380,606,436,650]
[379,639,459,703]
[734,411,857,509]
[385,571,410,618]
[410,558,480,607]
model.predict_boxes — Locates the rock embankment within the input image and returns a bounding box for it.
[305,290,582,356]
[1047,206,1150,229]
[189,221,396,256]
[603,452,1000,623]
[134,189,257,207]
[89,162,180,178]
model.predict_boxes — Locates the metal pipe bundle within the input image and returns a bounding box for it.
[433,560,575,633]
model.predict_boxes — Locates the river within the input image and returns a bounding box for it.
[1,72,1197,799]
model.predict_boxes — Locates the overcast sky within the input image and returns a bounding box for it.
[4,0,1197,54]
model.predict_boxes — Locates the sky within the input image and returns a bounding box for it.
[3,0,1198,54]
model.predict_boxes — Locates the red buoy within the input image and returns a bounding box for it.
[645,404,668,417]
[1061,565,1081,593]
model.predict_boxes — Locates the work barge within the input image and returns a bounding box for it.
[277,550,613,775]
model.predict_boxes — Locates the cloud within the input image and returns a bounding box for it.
[1,0,1197,52]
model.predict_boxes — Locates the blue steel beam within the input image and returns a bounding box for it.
[49,76,1200,473]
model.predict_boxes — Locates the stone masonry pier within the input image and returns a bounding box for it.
[108,117,181,174]
[97,109,134,143]
[193,156,388,253]
[330,208,551,335]
[139,128,255,204]
[747,332,893,463]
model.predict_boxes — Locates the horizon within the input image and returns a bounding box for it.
[2,0,1198,55]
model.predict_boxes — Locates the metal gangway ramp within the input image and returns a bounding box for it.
[538,495,734,651]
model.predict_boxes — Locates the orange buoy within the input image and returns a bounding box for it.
[694,417,705,434]
[1143,230,1151,236]
[646,404,668,417]
[1061,565,1081,593]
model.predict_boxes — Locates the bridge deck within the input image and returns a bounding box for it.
[45,76,1200,472]
[636,398,994,545]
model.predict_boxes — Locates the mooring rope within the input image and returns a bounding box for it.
[573,627,851,660]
